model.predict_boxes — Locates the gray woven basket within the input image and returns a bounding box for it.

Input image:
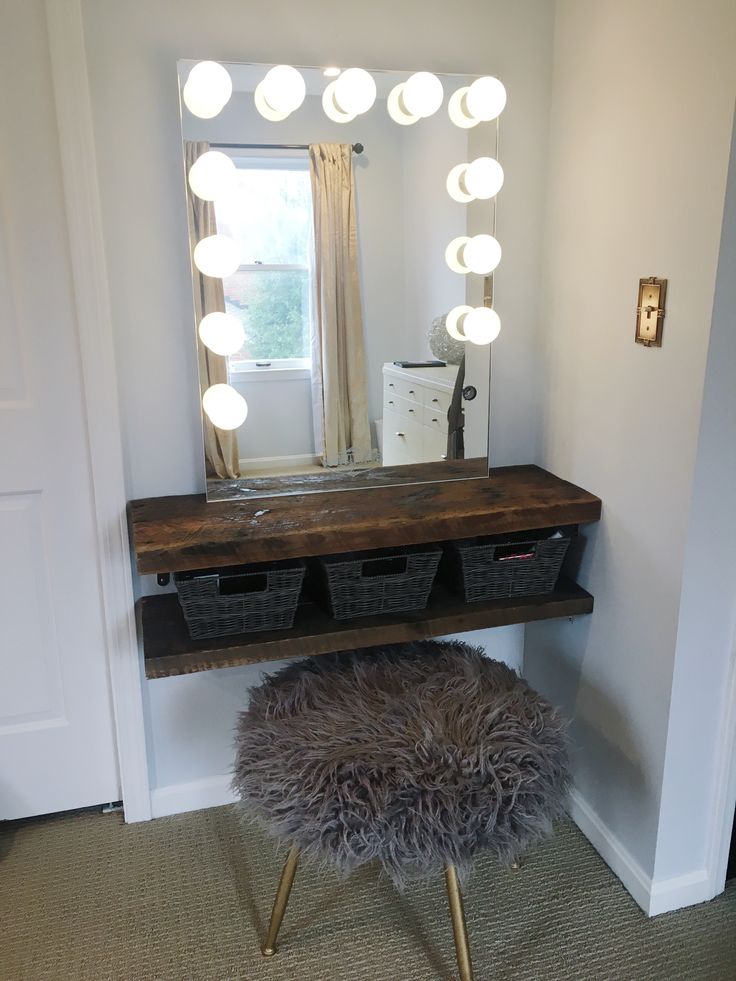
[319,545,442,620]
[448,532,571,603]
[174,560,306,639]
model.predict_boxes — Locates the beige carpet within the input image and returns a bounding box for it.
[1,805,735,981]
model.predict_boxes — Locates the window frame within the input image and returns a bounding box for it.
[218,151,314,380]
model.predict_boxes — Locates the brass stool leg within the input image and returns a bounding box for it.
[261,845,300,957]
[444,865,474,981]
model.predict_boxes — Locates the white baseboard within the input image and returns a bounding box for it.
[239,453,318,470]
[568,788,717,916]
[150,774,237,819]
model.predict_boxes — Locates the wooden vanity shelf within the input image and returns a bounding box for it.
[129,465,601,679]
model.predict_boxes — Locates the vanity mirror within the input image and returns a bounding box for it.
[177,61,505,501]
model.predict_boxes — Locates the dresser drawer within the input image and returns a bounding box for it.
[382,410,424,465]
[384,375,423,405]
[422,425,449,462]
[423,405,449,433]
[383,393,422,422]
[422,387,452,414]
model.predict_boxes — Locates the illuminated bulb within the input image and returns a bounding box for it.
[446,305,472,341]
[464,157,504,200]
[322,80,357,123]
[202,383,248,430]
[463,307,501,345]
[193,234,240,278]
[254,81,290,121]
[448,86,479,129]
[463,234,502,275]
[445,236,471,274]
[187,150,237,202]
[182,61,232,118]
[465,76,507,121]
[334,68,376,115]
[323,66,341,78]
[198,312,245,356]
[260,65,306,115]
[387,83,419,126]
[446,163,474,204]
[401,72,444,118]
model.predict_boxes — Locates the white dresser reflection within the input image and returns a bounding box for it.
[382,363,459,466]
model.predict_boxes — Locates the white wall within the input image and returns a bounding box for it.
[525,0,736,913]
[81,0,553,803]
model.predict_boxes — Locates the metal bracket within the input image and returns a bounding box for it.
[157,572,171,587]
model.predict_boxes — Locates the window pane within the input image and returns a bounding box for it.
[214,166,312,265]
[224,269,311,363]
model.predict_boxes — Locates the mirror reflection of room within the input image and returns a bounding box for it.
[179,64,501,500]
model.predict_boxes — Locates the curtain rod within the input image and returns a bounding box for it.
[211,141,364,154]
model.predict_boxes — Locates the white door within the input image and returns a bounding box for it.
[0,1,120,820]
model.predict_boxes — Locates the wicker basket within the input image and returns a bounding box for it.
[174,560,306,639]
[448,530,571,603]
[318,545,442,620]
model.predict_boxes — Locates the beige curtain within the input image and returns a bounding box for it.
[185,141,240,479]
[308,143,373,467]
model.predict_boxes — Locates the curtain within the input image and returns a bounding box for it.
[185,141,240,479]
[308,143,373,467]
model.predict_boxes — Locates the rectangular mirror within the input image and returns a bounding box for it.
[177,62,503,501]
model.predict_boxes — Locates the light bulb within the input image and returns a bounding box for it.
[448,86,479,129]
[198,312,245,356]
[464,157,504,200]
[401,72,444,118]
[254,81,290,121]
[202,383,248,430]
[387,83,419,126]
[463,234,502,275]
[193,234,240,278]
[446,305,472,341]
[334,68,376,115]
[445,236,470,274]
[465,76,506,122]
[446,163,474,204]
[463,307,501,345]
[182,61,232,118]
[260,65,306,115]
[322,80,357,123]
[187,150,237,202]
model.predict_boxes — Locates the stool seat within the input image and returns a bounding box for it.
[233,640,569,885]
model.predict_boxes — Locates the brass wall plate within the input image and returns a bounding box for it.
[635,277,667,347]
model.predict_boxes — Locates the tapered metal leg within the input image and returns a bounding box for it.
[444,865,474,981]
[261,845,300,957]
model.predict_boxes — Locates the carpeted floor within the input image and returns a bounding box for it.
[1,805,735,981]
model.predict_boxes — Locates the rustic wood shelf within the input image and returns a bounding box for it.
[128,465,601,575]
[140,577,594,679]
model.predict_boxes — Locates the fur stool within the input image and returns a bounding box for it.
[233,640,569,980]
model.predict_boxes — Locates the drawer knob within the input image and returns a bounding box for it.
[408,408,415,413]
[432,397,439,403]
[441,454,447,460]
[409,389,415,394]
[395,432,405,437]
[388,400,394,405]
[432,417,438,423]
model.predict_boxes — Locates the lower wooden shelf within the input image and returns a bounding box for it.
[139,577,593,679]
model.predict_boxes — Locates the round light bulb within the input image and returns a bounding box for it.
[202,383,248,430]
[254,81,290,121]
[448,86,479,129]
[465,76,507,122]
[334,67,376,115]
[322,80,357,123]
[446,305,472,342]
[446,163,474,204]
[260,65,306,115]
[463,307,501,345]
[445,236,470,274]
[187,150,237,202]
[387,83,419,126]
[464,157,504,200]
[198,312,245,356]
[463,234,502,275]
[182,61,232,118]
[401,71,444,118]
[192,234,240,279]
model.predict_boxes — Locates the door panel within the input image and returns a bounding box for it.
[0,0,120,819]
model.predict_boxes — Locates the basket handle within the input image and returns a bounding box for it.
[360,555,408,578]
[218,572,269,596]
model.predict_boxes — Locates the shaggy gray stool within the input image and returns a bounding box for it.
[233,640,569,980]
